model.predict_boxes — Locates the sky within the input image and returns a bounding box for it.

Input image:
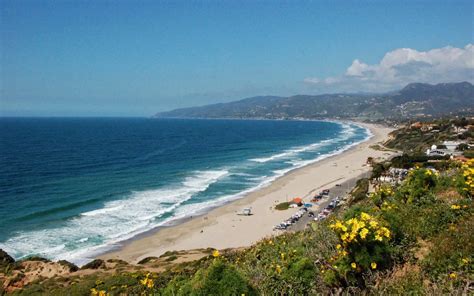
[1,0,473,117]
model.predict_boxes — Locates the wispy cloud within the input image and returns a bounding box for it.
[304,44,474,92]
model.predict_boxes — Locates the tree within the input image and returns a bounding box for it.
[456,143,469,151]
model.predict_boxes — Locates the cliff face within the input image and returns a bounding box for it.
[0,248,211,293]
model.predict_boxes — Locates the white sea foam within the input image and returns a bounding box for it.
[0,169,228,264]
[81,205,124,217]
[248,123,358,164]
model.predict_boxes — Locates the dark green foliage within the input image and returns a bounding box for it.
[275,201,291,210]
[169,260,256,296]
[350,178,369,204]
[81,259,105,270]
[137,256,158,264]
[452,117,469,127]
[20,256,50,263]
[0,249,15,269]
[456,143,469,151]
[57,260,79,272]
[160,250,180,257]
[165,255,178,262]
[371,163,384,179]
[391,154,449,169]
[463,149,474,158]
[106,258,128,265]
[395,169,437,204]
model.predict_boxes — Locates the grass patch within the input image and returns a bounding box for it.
[275,201,291,210]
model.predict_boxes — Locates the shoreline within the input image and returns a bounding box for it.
[99,122,395,264]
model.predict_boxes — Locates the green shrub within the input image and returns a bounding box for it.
[275,201,291,210]
[57,260,79,272]
[81,259,105,270]
[463,150,474,158]
[326,212,393,286]
[170,260,256,296]
[396,168,437,204]
[350,178,369,204]
[422,215,474,277]
[137,256,158,264]
[165,255,178,262]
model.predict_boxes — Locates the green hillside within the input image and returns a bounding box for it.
[155,82,474,120]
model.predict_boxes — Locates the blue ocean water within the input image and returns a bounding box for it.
[0,118,370,263]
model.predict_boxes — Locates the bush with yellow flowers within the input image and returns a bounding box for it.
[325,212,392,285]
[370,184,394,207]
[396,168,438,204]
[457,159,474,198]
[234,234,319,295]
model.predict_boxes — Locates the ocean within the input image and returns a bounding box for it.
[0,118,370,264]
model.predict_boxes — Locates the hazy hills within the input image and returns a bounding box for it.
[155,82,474,120]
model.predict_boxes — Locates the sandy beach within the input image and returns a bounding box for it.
[100,122,395,263]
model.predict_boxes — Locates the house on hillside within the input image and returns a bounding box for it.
[425,141,467,157]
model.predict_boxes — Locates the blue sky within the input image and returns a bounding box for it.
[1,1,473,116]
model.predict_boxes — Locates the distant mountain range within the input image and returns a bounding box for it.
[154,82,474,120]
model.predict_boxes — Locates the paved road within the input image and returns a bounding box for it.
[287,171,371,232]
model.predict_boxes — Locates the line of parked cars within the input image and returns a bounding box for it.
[311,189,330,202]
[273,207,308,230]
[313,196,341,221]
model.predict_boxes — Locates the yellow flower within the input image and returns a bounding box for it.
[359,228,369,239]
[90,288,98,296]
[449,272,457,279]
[336,244,341,249]
[348,231,357,242]
[462,258,469,264]
[380,227,391,238]
[375,235,383,241]
[369,220,378,228]
[212,250,220,257]
[146,279,154,289]
[280,253,285,260]
[346,218,357,225]
[371,262,377,269]
[360,212,371,221]
[341,233,349,241]
[98,291,106,296]
[451,204,461,210]
[276,265,282,273]
[351,262,357,269]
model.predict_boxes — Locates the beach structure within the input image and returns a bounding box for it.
[292,197,303,206]
[238,207,252,216]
